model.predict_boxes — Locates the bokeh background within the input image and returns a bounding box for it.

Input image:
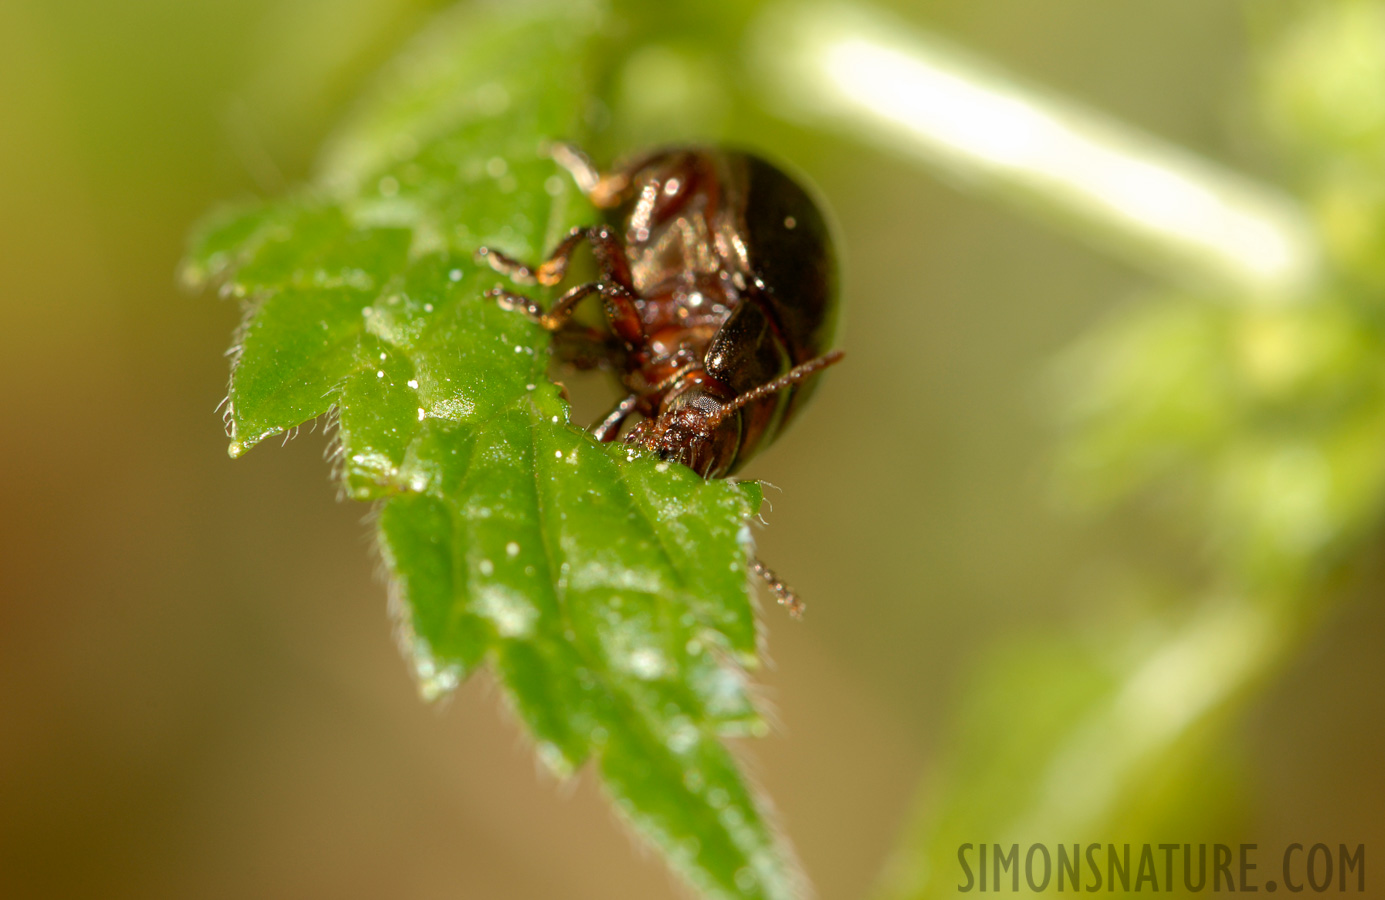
[2,1,1381,898]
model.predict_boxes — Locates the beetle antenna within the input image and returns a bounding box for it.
[711,350,845,426]
[750,558,804,618]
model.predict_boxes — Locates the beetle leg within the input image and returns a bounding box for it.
[595,281,646,346]
[550,326,625,371]
[483,287,552,322]
[592,393,640,442]
[749,558,804,619]
[474,246,540,285]
[486,282,598,330]
[486,280,646,346]
[477,225,634,290]
[535,225,633,288]
[475,231,589,286]
[551,142,631,209]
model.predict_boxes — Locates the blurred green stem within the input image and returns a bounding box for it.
[1006,597,1285,838]
[747,2,1323,304]
[876,594,1301,900]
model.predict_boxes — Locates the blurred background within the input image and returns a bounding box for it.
[2,1,1382,898]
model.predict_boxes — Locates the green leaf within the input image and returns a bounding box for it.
[184,3,801,899]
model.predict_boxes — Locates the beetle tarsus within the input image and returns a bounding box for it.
[475,245,538,284]
[484,279,646,344]
[479,225,633,290]
[551,142,630,208]
[750,558,804,619]
[484,286,546,321]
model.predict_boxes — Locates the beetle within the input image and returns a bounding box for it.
[476,144,843,615]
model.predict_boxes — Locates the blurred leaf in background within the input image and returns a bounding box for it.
[877,1,1385,896]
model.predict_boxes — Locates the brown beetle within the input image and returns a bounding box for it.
[477,145,843,615]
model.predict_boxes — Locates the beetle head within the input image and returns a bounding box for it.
[627,391,740,478]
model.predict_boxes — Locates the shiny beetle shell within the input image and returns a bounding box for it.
[478,145,843,479]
